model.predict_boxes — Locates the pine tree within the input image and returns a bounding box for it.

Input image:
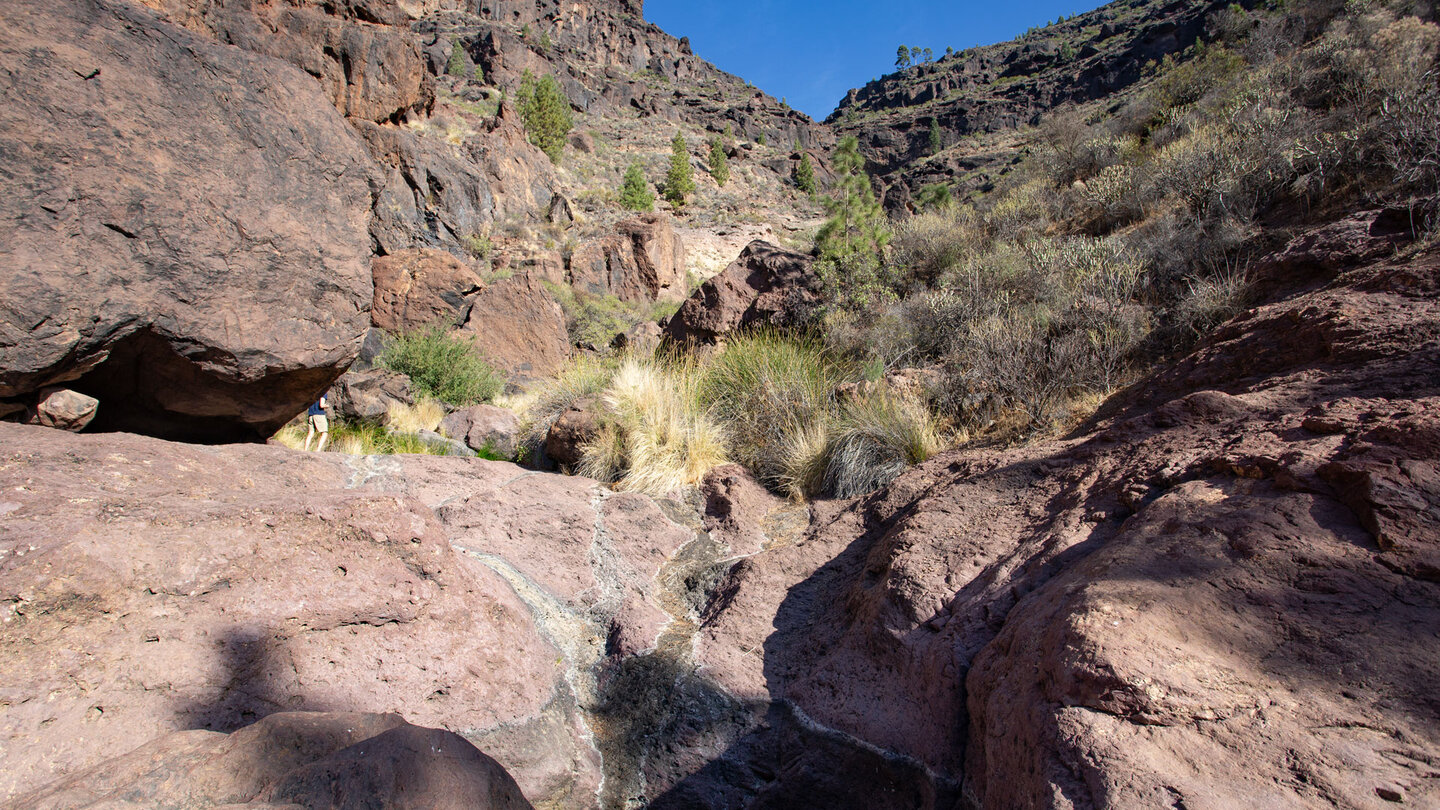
[817,136,888,264]
[928,117,942,155]
[896,45,911,69]
[619,163,654,211]
[664,131,694,208]
[794,149,817,195]
[923,47,933,63]
[447,36,467,77]
[516,70,572,164]
[707,136,730,187]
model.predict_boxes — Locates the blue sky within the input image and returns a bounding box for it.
[647,0,1109,120]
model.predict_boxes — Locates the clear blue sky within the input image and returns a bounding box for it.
[647,0,1109,120]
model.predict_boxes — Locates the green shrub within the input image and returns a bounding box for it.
[707,136,730,187]
[446,36,467,77]
[379,326,503,406]
[820,393,942,498]
[664,131,695,207]
[794,150,818,194]
[619,162,655,211]
[696,331,850,491]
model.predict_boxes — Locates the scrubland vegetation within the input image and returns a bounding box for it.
[517,0,1440,499]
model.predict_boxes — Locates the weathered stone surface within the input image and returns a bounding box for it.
[329,368,415,422]
[683,229,1440,808]
[13,712,533,809]
[372,248,486,332]
[0,0,375,442]
[27,389,99,433]
[139,0,433,123]
[611,321,663,354]
[441,404,521,457]
[356,109,557,255]
[544,398,602,468]
[0,425,559,802]
[662,241,821,345]
[457,275,570,378]
[568,214,688,303]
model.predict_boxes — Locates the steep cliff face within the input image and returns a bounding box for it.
[826,0,1253,208]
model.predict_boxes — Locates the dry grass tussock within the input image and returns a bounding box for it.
[385,399,445,434]
[525,332,953,499]
[578,358,728,494]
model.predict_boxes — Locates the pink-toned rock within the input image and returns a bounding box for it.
[329,367,415,422]
[662,240,821,345]
[139,0,433,123]
[457,275,570,378]
[372,248,486,332]
[0,424,579,806]
[27,389,99,432]
[0,0,375,441]
[568,214,687,303]
[440,404,521,457]
[12,712,532,810]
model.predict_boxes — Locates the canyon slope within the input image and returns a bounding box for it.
[1,0,1438,807]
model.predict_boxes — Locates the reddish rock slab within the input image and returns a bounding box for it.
[440,404,521,457]
[13,712,532,809]
[0,424,559,804]
[456,275,570,379]
[662,241,821,345]
[569,214,688,303]
[138,0,433,123]
[372,248,486,333]
[0,0,375,441]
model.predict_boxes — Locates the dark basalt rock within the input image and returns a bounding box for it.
[0,0,376,442]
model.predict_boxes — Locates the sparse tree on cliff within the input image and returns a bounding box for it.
[817,136,892,308]
[619,163,654,211]
[665,131,695,207]
[923,47,933,63]
[794,148,817,195]
[708,136,730,187]
[516,70,572,164]
[929,117,942,154]
[910,46,922,63]
[896,45,911,69]
[447,36,467,76]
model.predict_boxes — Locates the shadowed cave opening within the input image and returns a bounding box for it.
[67,327,336,444]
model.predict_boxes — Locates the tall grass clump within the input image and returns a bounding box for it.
[517,355,621,461]
[784,392,943,499]
[696,331,851,490]
[578,358,727,494]
[328,421,455,456]
[385,399,446,434]
[379,326,503,406]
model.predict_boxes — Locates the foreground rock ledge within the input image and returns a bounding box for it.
[12,711,533,810]
[0,0,375,441]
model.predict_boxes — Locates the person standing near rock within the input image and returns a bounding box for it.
[303,395,330,451]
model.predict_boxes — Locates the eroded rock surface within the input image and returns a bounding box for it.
[372,248,487,332]
[685,223,1440,808]
[457,274,571,378]
[662,241,821,345]
[0,0,375,441]
[13,712,533,810]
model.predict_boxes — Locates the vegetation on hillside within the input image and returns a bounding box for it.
[519,333,945,497]
[379,326,504,406]
[516,70,573,163]
[664,131,695,207]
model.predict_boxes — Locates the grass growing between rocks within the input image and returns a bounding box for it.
[523,332,950,498]
[272,399,460,457]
